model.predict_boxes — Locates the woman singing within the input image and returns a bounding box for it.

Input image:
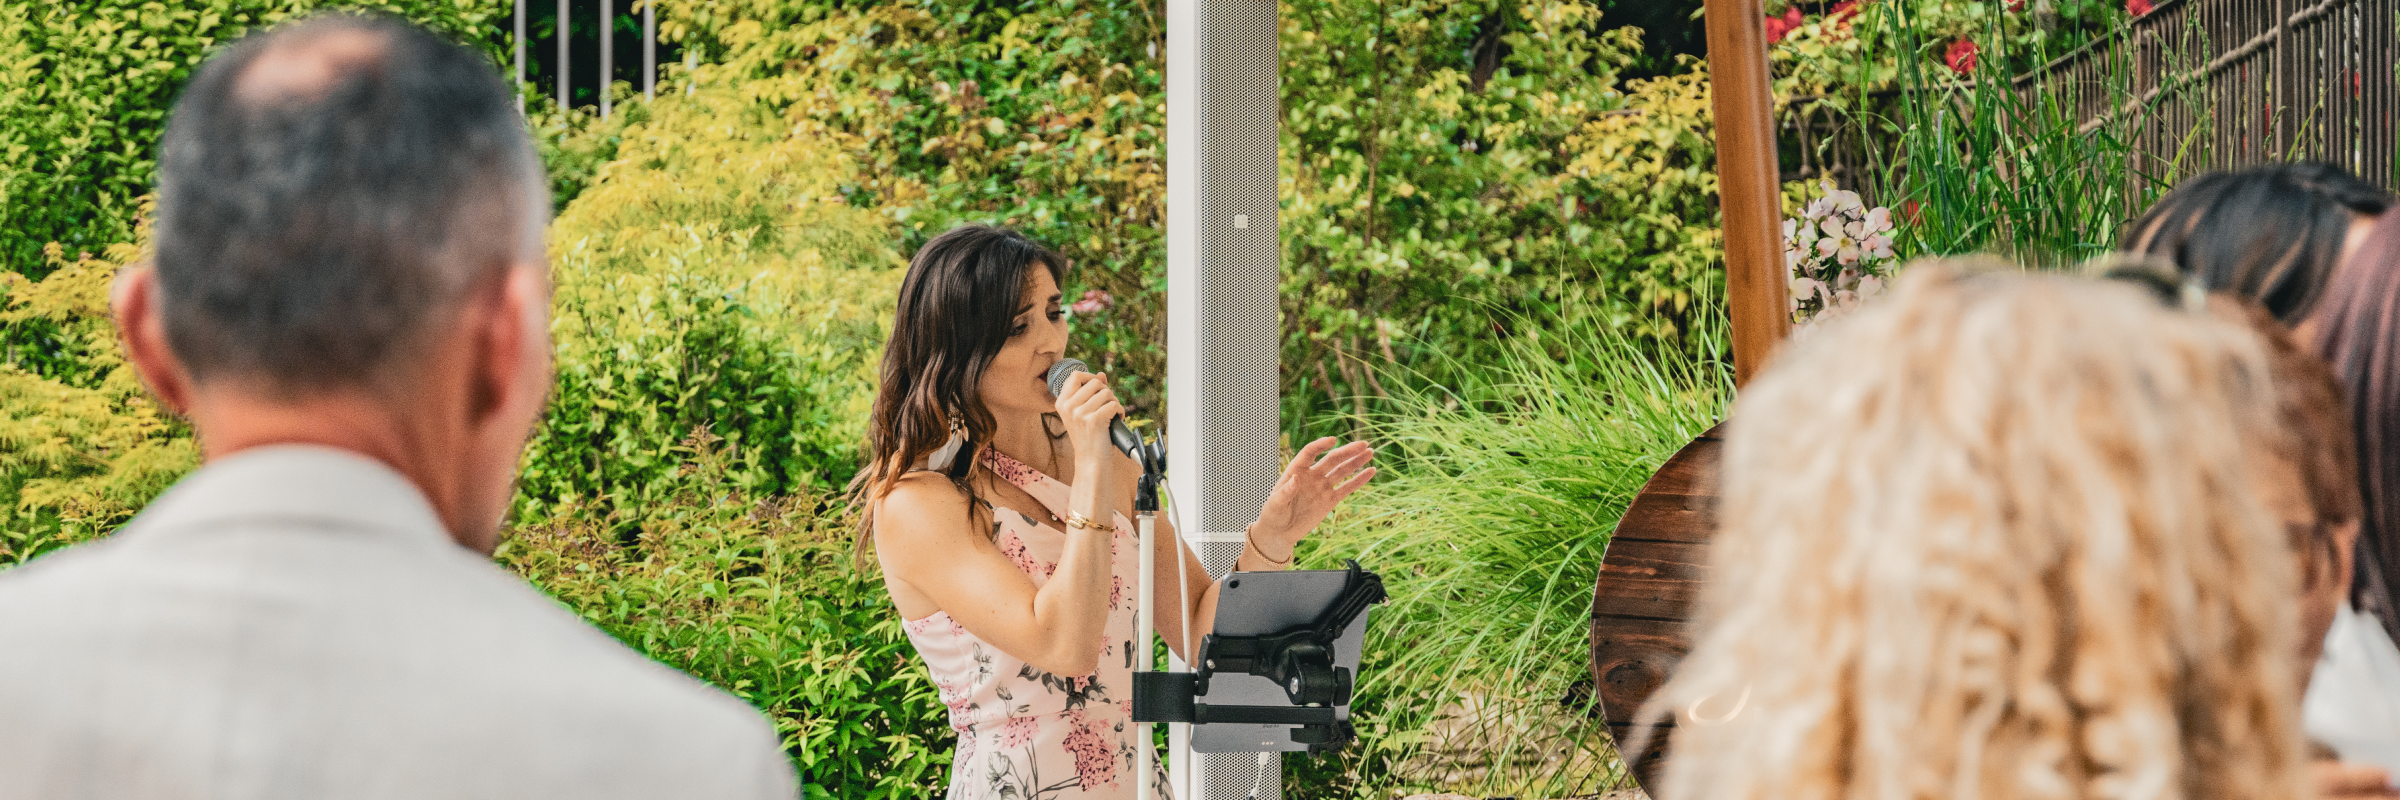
[853,225,1376,800]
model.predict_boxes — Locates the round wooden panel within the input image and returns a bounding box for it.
[1590,425,1721,792]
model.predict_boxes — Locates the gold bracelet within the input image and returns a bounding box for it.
[1064,512,1111,532]
[1246,526,1294,567]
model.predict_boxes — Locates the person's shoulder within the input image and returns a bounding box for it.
[468,599,791,778]
[874,471,983,541]
[0,536,135,613]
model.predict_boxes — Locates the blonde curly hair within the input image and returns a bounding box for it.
[1646,262,2307,800]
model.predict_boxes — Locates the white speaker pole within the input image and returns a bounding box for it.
[555,0,569,110]
[513,0,525,113]
[598,0,613,119]
[1165,0,1283,796]
[642,0,656,100]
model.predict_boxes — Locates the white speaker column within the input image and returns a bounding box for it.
[1165,0,1283,796]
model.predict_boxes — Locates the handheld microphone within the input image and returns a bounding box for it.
[1046,358,1145,457]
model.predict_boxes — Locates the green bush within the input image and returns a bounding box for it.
[0,237,198,566]
[524,75,903,516]
[0,0,509,282]
[500,433,947,800]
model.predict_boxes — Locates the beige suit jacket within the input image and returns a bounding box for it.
[0,445,796,799]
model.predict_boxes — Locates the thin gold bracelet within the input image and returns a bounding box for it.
[1246,526,1294,567]
[1064,511,1111,532]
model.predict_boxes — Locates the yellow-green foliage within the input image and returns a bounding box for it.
[522,76,904,517]
[0,234,198,566]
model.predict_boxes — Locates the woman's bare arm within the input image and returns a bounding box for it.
[878,472,1116,676]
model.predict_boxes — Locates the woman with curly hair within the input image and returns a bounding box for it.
[1645,263,2327,800]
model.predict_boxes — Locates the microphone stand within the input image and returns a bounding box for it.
[1132,440,1166,800]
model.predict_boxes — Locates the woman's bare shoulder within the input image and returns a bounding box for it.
[875,472,988,548]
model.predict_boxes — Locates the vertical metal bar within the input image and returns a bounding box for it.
[514,0,525,113]
[2276,0,2293,157]
[556,0,568,109]
[643,0,655,100]
[1704,0,1790,387]
[599,0,613,119]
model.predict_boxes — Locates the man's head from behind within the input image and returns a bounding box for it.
[117,13,552,552]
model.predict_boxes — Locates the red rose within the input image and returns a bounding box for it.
[1944,38,1979,76]
[1764,6,1804,43]
[2005,0,2024,10]
[2126,0,2154,15]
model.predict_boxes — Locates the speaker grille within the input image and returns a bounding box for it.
[1190,0,1283,536]
[1198,752,1280,800]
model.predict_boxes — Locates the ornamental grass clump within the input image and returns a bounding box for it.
[1290,307,1730,798]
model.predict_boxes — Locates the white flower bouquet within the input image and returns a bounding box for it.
[1784,179,1901,328]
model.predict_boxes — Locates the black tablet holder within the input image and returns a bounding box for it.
[1130,560,1386,753]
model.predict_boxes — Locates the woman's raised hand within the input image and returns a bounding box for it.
[1054,371,1126,476]
[1250,437,1377,560]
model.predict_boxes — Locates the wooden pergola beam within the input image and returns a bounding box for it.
[1704,0,1791,387]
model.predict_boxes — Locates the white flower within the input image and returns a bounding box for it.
[1864,233,1894,260]
[1863,206,1892,234]
[1858,274,1886,297]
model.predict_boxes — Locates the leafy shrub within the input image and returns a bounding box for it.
[0,0,509,282]
[523,77,904,517]
[501,433,947,800]
[0,225,197,567]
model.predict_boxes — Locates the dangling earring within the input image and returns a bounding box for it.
[924,413,967,471]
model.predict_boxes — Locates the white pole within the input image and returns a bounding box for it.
[1136,510,1158,800]
[513,0,525,112]
[555,0,568,109]
[1164,1,1202,792]
[598,0,612,119]
[642,0,655,100]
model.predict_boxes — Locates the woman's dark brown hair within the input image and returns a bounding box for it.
[848,225,1065,560]
[2122,162,2389,322]
[2317,213,2400,640]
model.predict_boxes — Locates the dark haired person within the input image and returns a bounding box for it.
[2124,163,2400,789]
[2123,161,2387,322]
[852,226,1375,799]
[0,14,792,798]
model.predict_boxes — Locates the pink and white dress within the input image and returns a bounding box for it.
[901,449,1173,800]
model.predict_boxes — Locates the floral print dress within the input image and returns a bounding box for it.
[902,449,1174,800]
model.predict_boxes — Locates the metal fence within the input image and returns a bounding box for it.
[1783,0,2400,195]
[2036,0,2400,187]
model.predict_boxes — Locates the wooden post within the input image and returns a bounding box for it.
[1704,0,1790,387]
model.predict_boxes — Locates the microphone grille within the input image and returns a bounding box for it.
[1045,358,1089,398]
